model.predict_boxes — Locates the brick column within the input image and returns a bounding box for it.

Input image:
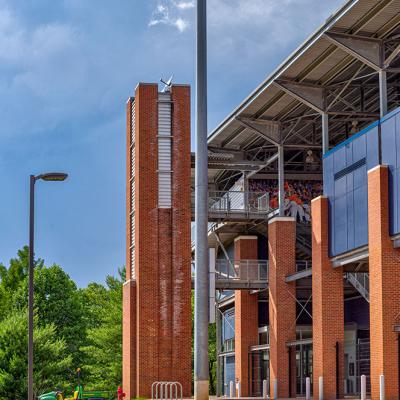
[123,280,136,399]
[312,196,344,400]
[123,97,136,399]
[170,85,192,397]
[268,217,296,399]
[234,236,259,397]
[135,84,160,397]
[122,83,192,398]
[368,165,400,400]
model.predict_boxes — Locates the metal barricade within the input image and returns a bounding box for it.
[151,382,183,400]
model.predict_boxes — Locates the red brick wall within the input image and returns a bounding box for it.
[171,85,192,397]
[158,208,173,382]
[312,196,344,400]
[135,83,160,397]
[268,217,296,399]
[123,83,192,398]
[123,281,136,399]
[234,236,259,397]
[123,97,136,400]
[368,165,400,400]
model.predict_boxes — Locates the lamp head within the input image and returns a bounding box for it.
[36,173,68,182]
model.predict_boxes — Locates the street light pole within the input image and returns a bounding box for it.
[194,0,209,400]
[27,172,68,400]
[28,175,35,400]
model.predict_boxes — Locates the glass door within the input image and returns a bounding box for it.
[296,343,313,396]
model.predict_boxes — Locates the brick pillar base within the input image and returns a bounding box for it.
[368,165,400,400]
[122,280,136,400]
[234,236,259,397]
[312,196,344,400]
[268,217,296,399]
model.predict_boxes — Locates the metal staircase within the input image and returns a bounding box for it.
[296,233,312,260]
[346,272,370,303]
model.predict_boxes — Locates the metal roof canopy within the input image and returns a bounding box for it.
[205,0,400,190]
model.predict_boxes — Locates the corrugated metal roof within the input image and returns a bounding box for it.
[208,0,400,153]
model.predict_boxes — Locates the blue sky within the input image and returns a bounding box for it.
[0,0,343,287]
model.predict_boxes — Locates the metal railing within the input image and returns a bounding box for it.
[346,272,370,303]
[191,222,217,249]
[191,190,274,216]
[208,190,270,213]
[215,259,269,283]
[296,260,312,272]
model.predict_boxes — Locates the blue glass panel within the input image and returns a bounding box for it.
[381,115,397,171]
[323,156,334,197]
[334,175,347,198]
[353,185,368,248]
[396,112,400,169]
[224,356,235,394]
[334,194,348,255]
[352,133,366,164]
[366,126,379,170]
[333,146,346,174]
[345,141,354,167]
[353,164,367,190]
[346,186,355,250]
[222,309,235,341]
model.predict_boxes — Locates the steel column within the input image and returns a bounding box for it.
[194,0,209,399]
[322,113,329,155]
[379,69,388,118]
[278,144,285,216]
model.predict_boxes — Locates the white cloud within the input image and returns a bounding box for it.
[174,18,189,32]
[148,0,193,32]
[173,1,195,10]
[207,0,343,64]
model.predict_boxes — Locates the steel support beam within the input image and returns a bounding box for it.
[322,113,329,155]
[379,69,388,118]
[278,144,285,216]
[194,0,209,398]
[324,31,383,71]
[384,43,400,68]
[246,152,279,179]
[275,80,325,113]
[236,116,280,146]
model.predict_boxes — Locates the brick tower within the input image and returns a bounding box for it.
[123,83,192,399]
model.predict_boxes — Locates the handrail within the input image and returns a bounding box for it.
[191,190,272,214]
[347,272,370,303]
[215,259,269,282]
[296,260,312,272]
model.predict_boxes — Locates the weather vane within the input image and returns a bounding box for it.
[160,75,173,92]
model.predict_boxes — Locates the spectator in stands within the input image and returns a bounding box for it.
[249,179,322,222]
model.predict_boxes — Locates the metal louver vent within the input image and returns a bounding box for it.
[158,93,172,208]
[131,99,136,279]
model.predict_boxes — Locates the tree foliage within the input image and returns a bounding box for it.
[80,270,124,390]
[0,311,73,399]
[191,291,217,395]
[0,247,124,398]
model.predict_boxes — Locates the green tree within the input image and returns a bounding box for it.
[0,246,44,319]
[0,310,73,399]
[80,269,124,390]
[191,291,217,395]
[11,260,86,369]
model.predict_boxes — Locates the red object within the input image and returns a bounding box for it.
[117,386,126,400]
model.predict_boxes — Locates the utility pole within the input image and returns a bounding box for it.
[194,0,209,399]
